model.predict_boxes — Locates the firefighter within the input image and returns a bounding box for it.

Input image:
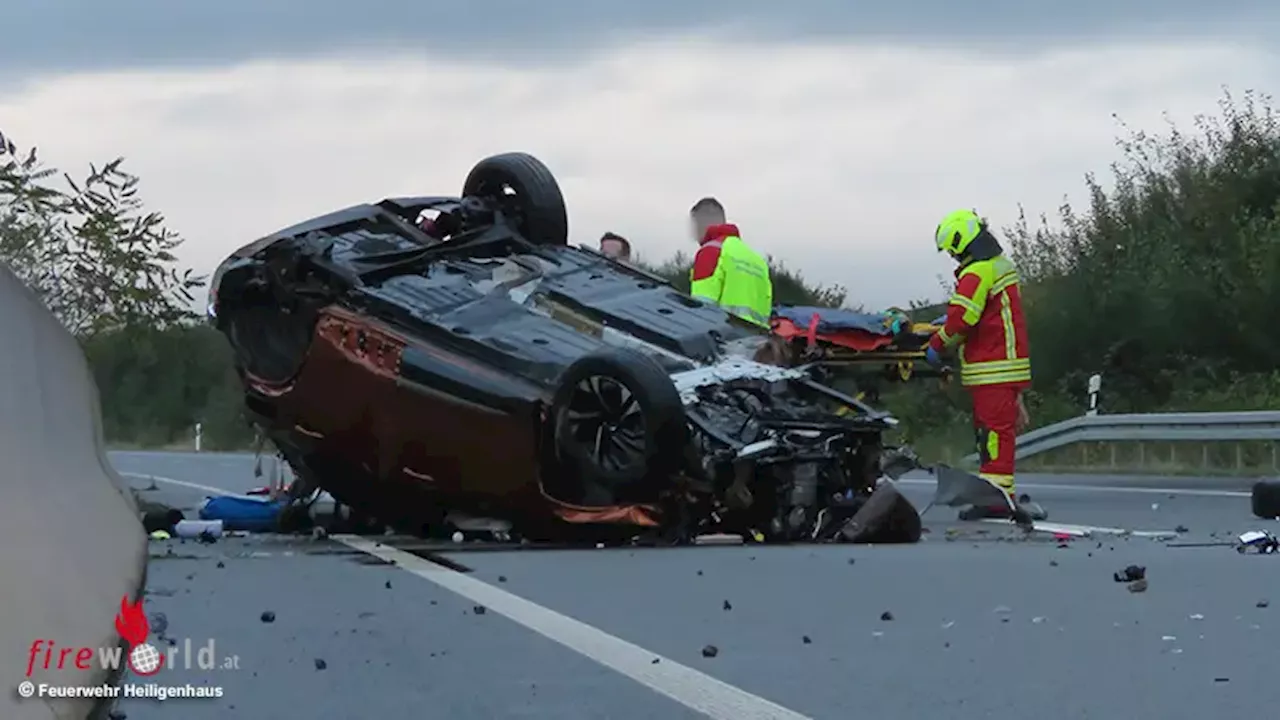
[924,209,1046,522]
[688,197,773,327]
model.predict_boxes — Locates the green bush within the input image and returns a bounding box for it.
[1007,88,1280,410]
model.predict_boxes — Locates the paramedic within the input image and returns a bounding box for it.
[688,197,773,327]
[924,209,1044,521]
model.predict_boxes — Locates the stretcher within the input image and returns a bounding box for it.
[769,306,946,381]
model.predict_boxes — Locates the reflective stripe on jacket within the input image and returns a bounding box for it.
[928,253,1031,388]
[689,224,773,327]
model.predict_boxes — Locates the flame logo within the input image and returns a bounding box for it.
[114,596,150,647]
[114,595,166,676]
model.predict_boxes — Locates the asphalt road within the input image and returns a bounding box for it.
[109,451,1276,720]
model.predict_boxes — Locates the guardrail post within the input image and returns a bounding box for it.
[1086,374,1102,416]
[1236,443,1243,472]
[1137,442,1145,469]
[194,422,203,453]
[1202,444,1209,470]
[1109,443,1116,469]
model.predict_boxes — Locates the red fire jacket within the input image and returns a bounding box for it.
[927,254,1031,389]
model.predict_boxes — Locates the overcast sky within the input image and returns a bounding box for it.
[2,1,1277,307]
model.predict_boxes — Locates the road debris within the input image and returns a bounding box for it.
[498,576,507,583]
[701,644,719,658]
[1128,579,1149,593]
[1236,530,1279,554]
[722,600,732,611]
[216,561,225,569]
[260,611,276,623]
[651,658,660,664]
[314,658,327,670]
[880,611,894,621]
[1257,599,1269,608]
[385,580,392,589]
[1190,614,1204,621]
[802,635,812,644]
[1049,560,1059,567]
[473,605,487,615]
[1175,525,1189,533]
[1114,565,1146,582]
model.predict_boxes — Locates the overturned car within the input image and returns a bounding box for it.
[208,152,922,544]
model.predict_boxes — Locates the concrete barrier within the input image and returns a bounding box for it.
[0,263,147,719]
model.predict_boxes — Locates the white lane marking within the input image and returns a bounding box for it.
[118,471,251,499]
[896,478,1251,498]
[978,519,1180,539]
[333,534,813,720]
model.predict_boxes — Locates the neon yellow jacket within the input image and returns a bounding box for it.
[689,224,773,327]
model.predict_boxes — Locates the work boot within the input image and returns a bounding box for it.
[958,493,1047,523]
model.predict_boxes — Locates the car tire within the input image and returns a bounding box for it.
[462,152,569,246]
[550,348,688,503]
[1251,479,1280,519]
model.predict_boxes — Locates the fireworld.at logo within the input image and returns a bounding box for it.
[25,595,239,677]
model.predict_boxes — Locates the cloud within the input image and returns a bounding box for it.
[4,0,1276,77]
[1,37,1276,307]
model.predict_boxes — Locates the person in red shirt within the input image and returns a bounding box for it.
[925,209,1046,522]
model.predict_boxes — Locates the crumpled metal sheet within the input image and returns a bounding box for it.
[840,480,922,544]
[931,464,1014,509]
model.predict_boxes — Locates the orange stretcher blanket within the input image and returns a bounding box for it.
[769,307,941,354]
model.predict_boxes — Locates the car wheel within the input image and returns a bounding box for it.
[551,348,688,503]
[462,152,569,246]
[1251,479,1280,519]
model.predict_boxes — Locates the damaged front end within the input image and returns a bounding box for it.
[607,355,924,545]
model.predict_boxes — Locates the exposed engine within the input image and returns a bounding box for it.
[673,363,890,542]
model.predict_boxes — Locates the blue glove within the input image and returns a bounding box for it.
[924,346,943,369]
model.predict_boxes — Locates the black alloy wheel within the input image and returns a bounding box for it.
[561,374,648,474]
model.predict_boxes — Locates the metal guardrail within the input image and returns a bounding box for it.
[961,411,1280,463]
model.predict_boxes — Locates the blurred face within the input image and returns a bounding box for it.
[690,214,707,243]
[600,238,629,260]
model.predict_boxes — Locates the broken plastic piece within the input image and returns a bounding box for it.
[1236,530,1280,554]
[1113,565,1146,582]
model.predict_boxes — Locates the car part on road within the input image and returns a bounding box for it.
[927,465,1046,527]
[208,151,920,546]
[1236,530,1279,554]
[1250,479,1280,519]
[838,480,922,543]
[1113,565,1146,582]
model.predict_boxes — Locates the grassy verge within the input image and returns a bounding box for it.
[1019,440,1280,477]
